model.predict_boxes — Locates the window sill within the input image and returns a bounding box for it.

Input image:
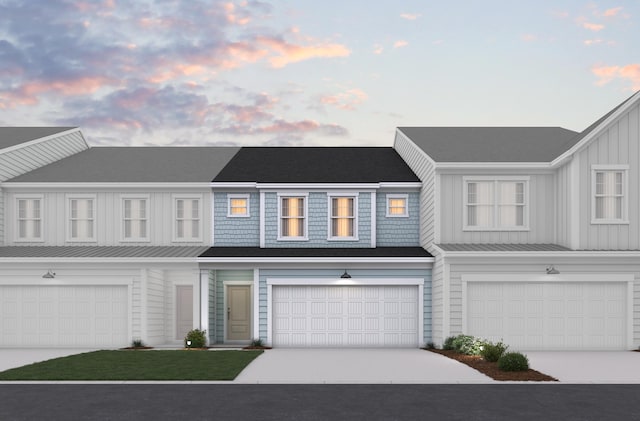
[227,214,251,218]
[14,239,44,243]
[120,238,151,243]
[276,237,309,242]
[66,239,98,243]
[327,237,360,241]
[385,214,409,218]
[590,220,630,225]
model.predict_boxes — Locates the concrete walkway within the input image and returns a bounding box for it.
[234,348,494,383]
[526,351,640,383]
[0,349,98,372]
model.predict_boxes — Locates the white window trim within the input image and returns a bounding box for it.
[14,194,44,242]
[386,193,409,218]
[327,192,359,241]
[277,192,309,241]
[591,164,629,225]
[65,194,97,243]
[462,176,530,231]
[172,194,203,243]
[120,194,150,243]
[227,194,250,218]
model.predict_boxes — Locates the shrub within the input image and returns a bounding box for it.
[250,338,264,347]
[451,335,486,355]
[497,352,529,371]
[442,336,456,350]
[184,329,207,348]
[131,338,145,348]
[480,340,508,362]
[425,341,436,350]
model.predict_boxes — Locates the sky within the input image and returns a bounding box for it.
[0,1,639,147]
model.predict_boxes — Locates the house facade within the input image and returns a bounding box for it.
[394,90,640,351]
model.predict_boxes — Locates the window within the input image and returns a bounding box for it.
[279,196,307,240]
[464,178,528,230]
[16,197,42,241]
[329,196,357,239]
[386,194,408,217]
[592,166,628,223]
[228,194,249,217]
[122,197,148,241]
[68,197,95,241]
[175,197,201,241]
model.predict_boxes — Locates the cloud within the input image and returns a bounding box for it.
[320,88,368,110]
[602,7,623,17]
[584,39,603,46]
[393,40,409,48]
[521,34,537,42]
[582,21,605,31]
[592,64,640,90]
[219,119,348,137]
[373,44,384,54]
[400,13,421,20]
[255,36,350,68]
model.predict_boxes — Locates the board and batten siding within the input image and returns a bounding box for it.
[3,189,211,246]
[555,162,571,248]
[145,268,165,345]
[577,102,640,250]
[393,130,436,249]
[0,130,88,245]
[438,173,555,244]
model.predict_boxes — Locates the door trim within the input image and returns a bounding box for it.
[223,281,253,343]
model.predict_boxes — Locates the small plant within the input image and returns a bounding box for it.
[497,352,529,371]
[184,329,207,348]
[131,338,145,348]
[250,338,264,347]
[442,336,456,350]
[425,341,436,350]
[450,334,485,355]
[480,340,508,362]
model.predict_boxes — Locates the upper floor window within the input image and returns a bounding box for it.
[279,195,307,240]
[328,195,357,240]
[16,197,42,241]
[386,194,408,217]
[464,178,528,230]
[228,194,249,217]
[68,196,95,241]
[122,197,149,241]
[592,166,628,224]
[174,196,201,241]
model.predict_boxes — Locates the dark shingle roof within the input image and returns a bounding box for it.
[0,127,76,151]
[213,147,420,183]
[0,246,209,258]
[398,127,579,162]
[199,247,432,258]
[8,147,240,182]
[438,243,573,252]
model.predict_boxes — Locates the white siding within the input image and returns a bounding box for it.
[146,268,165,345]
[0,130,88,245]
[555,163,571,247]
[438,173,555,243]
[393,130,436,248]
[431,252,444,345]
[578,102,640,249]
[3,189,211,246]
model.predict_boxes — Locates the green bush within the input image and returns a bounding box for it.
[442,336,456,350]
[250,338,264,347]
[184,329,207,348]
[425,341,436,350]
[497,352,529,371]
[480,340,508,362]
[131,338,145,348]
[451,334,486,355]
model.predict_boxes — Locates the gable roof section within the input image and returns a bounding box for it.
[7,147,240,183]
[397,127,579,162]
[0,127,77,151]
[213,147,420,183]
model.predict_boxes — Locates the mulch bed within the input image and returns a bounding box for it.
[242,346,272,350]
[428,349,558,382]
[121,346,154,350]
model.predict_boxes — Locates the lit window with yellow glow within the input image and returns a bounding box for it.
[330,197,355,238]
[280,197,306,238]
[228,195,249,217]
[386,195,408,217]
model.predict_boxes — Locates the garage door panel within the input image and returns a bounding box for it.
[468,282,627,350]
[273,285,418,348]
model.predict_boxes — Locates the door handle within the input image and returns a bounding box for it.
[227,307,230,318]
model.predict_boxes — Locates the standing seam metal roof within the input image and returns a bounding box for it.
[0,246,210,258]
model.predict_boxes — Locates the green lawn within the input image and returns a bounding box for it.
[0,350,263,381]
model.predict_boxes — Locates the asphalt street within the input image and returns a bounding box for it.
[1,384,639,420]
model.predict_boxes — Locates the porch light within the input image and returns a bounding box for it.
[340,270,351,279]
[546,265,560,275]
[42,270,55,279]
[186,340,192,348]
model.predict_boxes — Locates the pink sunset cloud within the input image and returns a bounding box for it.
[393,40,408,48]
[400,13,421,20]
[582,22,605,31]
[0,76,117,108]
[602,7,623,17]
[320,88,368,111]
[255,36,350,68]
[592,64,640,90]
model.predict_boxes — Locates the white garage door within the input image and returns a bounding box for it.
[0,285,128,348]
[467,282,627,350]
[272,285,419,347]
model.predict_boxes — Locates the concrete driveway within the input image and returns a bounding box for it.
[526,351,640,383]
[0,349,97,372]
[234,348,494,384]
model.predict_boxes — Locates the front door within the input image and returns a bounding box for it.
[176,285,193,340]
[227,285,251,341]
